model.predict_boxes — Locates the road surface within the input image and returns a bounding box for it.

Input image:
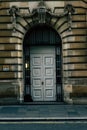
[0,121,87,130]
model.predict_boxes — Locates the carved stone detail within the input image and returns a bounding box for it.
[9,2,75,31]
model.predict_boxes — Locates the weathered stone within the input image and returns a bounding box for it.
[0,1,87,104]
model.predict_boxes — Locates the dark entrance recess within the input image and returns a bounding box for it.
[23,24,63,102]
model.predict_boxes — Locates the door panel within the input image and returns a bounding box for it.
[30,47,56,101]
[30,55,43,101]
[43,55,56,101]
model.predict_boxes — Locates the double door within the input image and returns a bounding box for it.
[30,46,56,101]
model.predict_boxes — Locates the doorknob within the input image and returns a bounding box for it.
[41,81,44,85]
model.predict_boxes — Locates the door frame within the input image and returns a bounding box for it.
[24,45,63,102]
[23,24,63,102]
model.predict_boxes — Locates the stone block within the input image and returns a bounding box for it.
[0,72,15,79]
[0,81,19,104]
[0,81,18,94]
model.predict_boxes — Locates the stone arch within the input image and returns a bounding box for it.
[23,23,63,102]
[14,10,68,102]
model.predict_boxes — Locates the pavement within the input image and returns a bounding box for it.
[0,104,87,121]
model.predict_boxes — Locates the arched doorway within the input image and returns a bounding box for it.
[23,24,63,102]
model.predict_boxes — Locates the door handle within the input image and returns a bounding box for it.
[41,81,44,85]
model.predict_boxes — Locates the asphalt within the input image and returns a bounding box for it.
[0,104,87,121]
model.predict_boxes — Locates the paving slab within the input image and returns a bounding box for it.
[0,105,87,121]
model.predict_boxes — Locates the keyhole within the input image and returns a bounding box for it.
[42,81,44,85]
